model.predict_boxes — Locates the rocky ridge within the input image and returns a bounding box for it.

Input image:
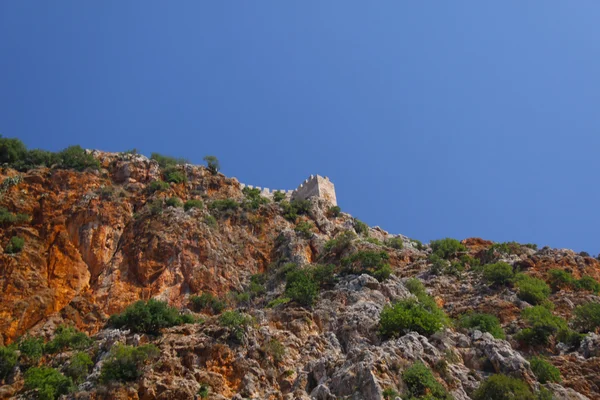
[0,151,599,399]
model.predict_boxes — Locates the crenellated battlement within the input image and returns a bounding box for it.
[233,174,337,205]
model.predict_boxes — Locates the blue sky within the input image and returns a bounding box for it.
[2,2,600,253]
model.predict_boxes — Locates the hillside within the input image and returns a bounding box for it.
[0,146,599,399]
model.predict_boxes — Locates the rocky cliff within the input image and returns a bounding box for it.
[0,151,599,399]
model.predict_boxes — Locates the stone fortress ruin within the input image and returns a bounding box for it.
[234,174,337,206]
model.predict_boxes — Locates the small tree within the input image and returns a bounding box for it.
[99,344,159,383]
[24,367,74,400]
[285,268,319,306]
[0,346,17,381]
[0,136,28,165]
[203,155,220,174]
[44,325,92,354]
[530,356,561,383]
[482,262,514,286]
[108,299,192,335]
[573,302,600,333]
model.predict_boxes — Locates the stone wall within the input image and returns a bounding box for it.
[234,174,337,205]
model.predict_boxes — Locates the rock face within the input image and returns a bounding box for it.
[0,151,599,399]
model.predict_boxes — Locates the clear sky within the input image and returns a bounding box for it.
[1,2,599,253]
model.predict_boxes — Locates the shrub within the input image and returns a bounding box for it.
[263,338,285,365]
[411,239,425,251]
[385,237,404,250]
[430,238,466,259]
[353,218,369,236]
[573,302,600,333]
[285,268,319,306]
[530,356,561,384]
[295,221,314,239]
[198,384,210,398]
[148,199,164,215]
[203,155,220,174]
[219,311,253,342]
[18,336,44,364]
[108,299,191,335]
[472,374,535,400]
[164,167,186,184]
[402,362,450,399]
[515,306,567,346]
[515,274,550,305]
[266,297,291,308]
[323,231,356,254]
[341,250,391,281]
[489,241,522,255]
[65,352,93,383]
[17,149,60,171]
[57,145,100,171]
[575,276,600,293]
[44,325,92,354]
[147,180,170,193]
[150,153,188,168]
[242,187,269,210]
[0,135,27,164]
[579,251,591,257]
[0,345,17,381]
[99,344,160,383]
[204,215,217,228]
[405,278,427,298]
[184,199,204,211]
[165,197,183,208]
[24,367,74,400]
[547,269,575,292]
[459,313,505,339]
[328,205,341,217]
[209,199,238,213]
[189,293,226,314]
[310,264,337,288]
[280,199,311,222]
[482,262,514,286]
[428,253,449,276]
[379,298,447,338]
[365,237,382,246]
[5,236,24,254]
[382,388,400,400]
[272,191,286,202]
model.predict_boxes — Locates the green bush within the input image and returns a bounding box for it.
[547,269,575,292]
[65,352,93,383]
[573,302,600,333]
[189,293,226,314]
[430,238,466,259]
[219,311,253,343]
[198,384,211,398]
[262,338,285,365]
[295,221,314,239]
[16,149,60,171]
[575,276,600,293]
[24,367,74,400]
[0,207,30,225]
[328,205,341,218]
[203,155,220,174]
[472,374,535,400]
[310,264,337,288]
[482,262,514,286]
[164,167,186,183]
[148,199,164,215]
[272,191,286,202]
[515,274,550,305]
[147,180,170,193]
[323,231,356,254]
[204,215,217,228]
[184,199,204,211]
[108,299,191,335]
[0,135,28,164]
[165,197,183,208]
[18,336,44,364]
[488,241,522,256]
[341,250,391,281]
[5,236,24,254]
[209,199,239,213]
[515,306,567,346]
[405,278,427,298]
[402,361,450,399]
[379,298,447,338]
[0,345,17,381]
[385,236,404,250]
[242,187,269,210]
[428,253,449,276]
[353,218,369,236]
[280,199,311,222]
[285,268,319,306]
[382,388,400,400]
[459,313,505,339]
[530,356,561,384]
[44,325,92,354]
[99,344,160,383]
[365,237,382,246]
[150,153,189,168]
[57,145,100,171]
